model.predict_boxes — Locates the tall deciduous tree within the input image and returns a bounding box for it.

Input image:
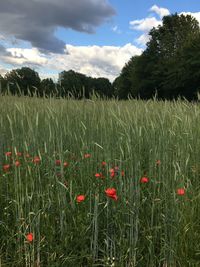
[114,13,200,100]
[4,67,41,95]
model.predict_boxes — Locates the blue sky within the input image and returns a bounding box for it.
[55,0,200,46]
[0,0,200,81]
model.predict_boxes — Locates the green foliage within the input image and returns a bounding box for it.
[40,78,56,97]
[114,13,200,100]
[4,67,41,96]
[59,69,113,98]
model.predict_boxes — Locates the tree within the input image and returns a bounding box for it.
[0,75,7,94]
[113,56,140,99]
[59,70,90,98]
[90,77,113,98]
[40,78,56,97]
[4,67,41,96]
[58,70,113,98]
[113,13,200,100]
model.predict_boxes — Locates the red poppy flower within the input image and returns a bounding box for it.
[5,151,12,157]
[177,188,185,196]
[33,156,41,164]
[121,170,125,176]
[76,195,85,203]
[95,173,101,178]
[3,164,10,172]
[55,159,61,166]
[26,232,34,242]
[16,152,22,157]
[63,162,69,167]
[102,161,106,166]
[84,153,91,159]
[15,161,20,167]
[105,188,118,201]
[109,168,115,178]
[156,160,161,166]
[140,177,149,183]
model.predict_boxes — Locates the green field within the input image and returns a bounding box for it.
[0,96,200,267]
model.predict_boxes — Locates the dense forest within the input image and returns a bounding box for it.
[0,13,200,100]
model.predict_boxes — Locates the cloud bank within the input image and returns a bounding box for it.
[0,0,115,53]
[0,44,142,81]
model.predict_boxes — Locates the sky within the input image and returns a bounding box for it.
[0,0,200,82]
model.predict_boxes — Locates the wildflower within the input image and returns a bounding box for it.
[156,160,161,166]
[121,170,125,177]
[95,173,102,178]
[105,188,118,201]
[33,156,40,164]
[76,195,85,203]
[109,168,115,178]
[16,152,22,157]
[3,164,10,172]
[84,153,91,159]
[177,188,185,196]
[15,161,20,167]
[102,161,106,166]
[55,159,61,166]
[140,176,149,183]
[63,162,69,167]
[26,232,34,242]
[5,151,12,157]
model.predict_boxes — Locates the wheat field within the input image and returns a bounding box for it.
[0,95,200,267]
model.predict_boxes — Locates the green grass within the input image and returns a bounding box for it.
[0,95,200,267]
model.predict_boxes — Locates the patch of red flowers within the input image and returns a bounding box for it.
[15,161,20,167]
[84,153,91,159]
[121,170,125,177]
[105,188,118,201]
[5,151,12,157]
[63,161,69,167]
[177,188,185,196]
[109,168,115,178]
[33,156,41,164]
[26,232,34,242]
[156,160,161,166]
[76,195,85,203]
[55,159,61,166]
[95,173,104,178]
[140,176,149,183]
[3,164,10,172]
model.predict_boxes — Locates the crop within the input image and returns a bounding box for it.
[0,95,200,266]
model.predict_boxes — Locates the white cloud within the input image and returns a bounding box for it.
[0,66,8,76]
[48,44,142,81]
[4,48,48,65]
[112,25,122,34]
[0,44,142,82]
[150,5,170,18]
[135,33,150,46]
[130,17,162,31]
[130,5,170,46]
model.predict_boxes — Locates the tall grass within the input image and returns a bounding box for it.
[0,95,200,266]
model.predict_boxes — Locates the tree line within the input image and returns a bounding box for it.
[0,13,200,100]
[0,68,113,98]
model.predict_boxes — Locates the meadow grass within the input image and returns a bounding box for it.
[0,95,200,267]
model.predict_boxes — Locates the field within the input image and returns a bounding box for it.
[0,95,200,267]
